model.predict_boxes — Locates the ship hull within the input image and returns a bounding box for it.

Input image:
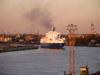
[40,43,65,49]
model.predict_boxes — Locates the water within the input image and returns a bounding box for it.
[0,46,100,75]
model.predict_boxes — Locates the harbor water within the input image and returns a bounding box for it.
[0,46,100,75]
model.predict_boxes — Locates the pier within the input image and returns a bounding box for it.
[0,44,38,52]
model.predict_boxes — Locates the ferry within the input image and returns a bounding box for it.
[40,26,66,49]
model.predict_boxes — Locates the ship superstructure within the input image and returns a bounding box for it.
[40,26,66,49]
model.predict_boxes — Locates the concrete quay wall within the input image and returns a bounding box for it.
[0,46,38,52]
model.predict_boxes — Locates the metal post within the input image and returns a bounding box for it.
[64,71,66,75]
[66,24,77,75]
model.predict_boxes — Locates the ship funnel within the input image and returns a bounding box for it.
[52,26,55,31]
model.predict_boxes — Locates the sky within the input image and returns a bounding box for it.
[0,0,100,34]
